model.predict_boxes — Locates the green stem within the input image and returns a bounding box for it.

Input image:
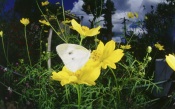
[36,1,67,43]
[80,36,85,45]
[109,67,121,107]
[1,36,9,65]
[109,67,117,85]
[65,85,70,106]
[80,38,83,45]
[0,81,23,96]
[24,26,31,65]
[39,26,43,67]
[75,85,81,109]
[61,0,66,32]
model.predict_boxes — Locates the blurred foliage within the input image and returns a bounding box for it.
[145,0,175,54]
[82,0,116,41]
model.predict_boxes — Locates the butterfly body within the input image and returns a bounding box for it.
[56,44,90,72]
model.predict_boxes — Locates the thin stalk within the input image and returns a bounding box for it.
[1,36,9,64]
[39,26,44,67]
[65,85,70,106]
[109,67,117,85]
[55,16,67,41]
[36,1,67,43]
[80,36,85,45]
[24,26,31,65]
[47,28,53,69]
[61,0,66,31]
[0,81,23,96]
[80,38,83,45]
[75,85,82,109]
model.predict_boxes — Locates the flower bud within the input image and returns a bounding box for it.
[147,46,152,53]
[148,56,152,61]
[0,31,3,37]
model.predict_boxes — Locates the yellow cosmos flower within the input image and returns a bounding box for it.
[20,18,30,26]
[39,20,50,26]
[120,44,131,49]
[91,40,124,69]
[127,12,134,18]
[51,60,101,86]
[41,1,49,6]
[71,19,101,37]
[166,54,175,71]
[155,42,164,51]
[0,31,3,37]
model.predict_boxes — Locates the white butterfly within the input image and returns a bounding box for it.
[56,44,91,72]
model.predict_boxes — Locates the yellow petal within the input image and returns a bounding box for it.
[166,54,175,71]
[127,12,134,18]
[51,67,78,86]
[102,59,116,69]
[78,60,101,85]
[71,19,84,36]
[103,40,115,57]
[97,41,104,51]
[85,26,101,36]
[112,49,124,62]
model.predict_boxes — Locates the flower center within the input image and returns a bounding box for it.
[91,50,101,61]
[82,26,89,32]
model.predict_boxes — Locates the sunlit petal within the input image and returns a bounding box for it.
[166,54,175,71]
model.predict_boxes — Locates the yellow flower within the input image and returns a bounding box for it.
[71,19,101,37]
[155,42,164,50]
[127,12,134,18]
[0,31,3,37]
[91,40,124,69]
[166,54,175,71]
[41,1,49,6]
[51,60,101,86]
[39,20,50,26]
[120,44,131,49]
[20,18,29,26]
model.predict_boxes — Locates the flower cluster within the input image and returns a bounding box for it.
[51,19,124,86]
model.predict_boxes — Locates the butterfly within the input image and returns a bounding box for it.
[56,44,91,72]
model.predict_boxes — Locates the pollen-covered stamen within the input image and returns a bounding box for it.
[91,50,101,61]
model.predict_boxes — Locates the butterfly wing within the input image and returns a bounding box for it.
[56,44,90,72]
